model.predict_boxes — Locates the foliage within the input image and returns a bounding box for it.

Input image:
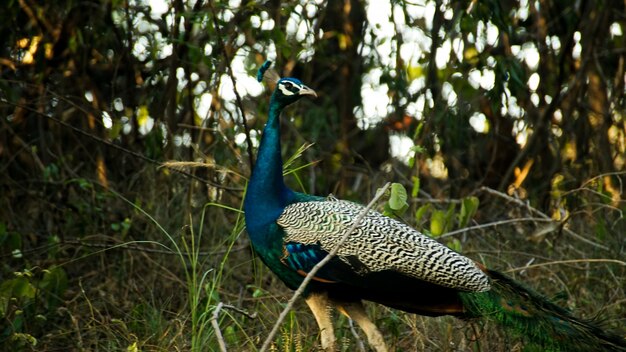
[0,0,624,350]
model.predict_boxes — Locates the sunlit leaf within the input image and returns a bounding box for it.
[137,105,149,127]
[458,196,479,228]
[411,176,420,198]
[430,210,446,237]
[407,64,424,81]
[126,342,139,352]
[389,183,408,211]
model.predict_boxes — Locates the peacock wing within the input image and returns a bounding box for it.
[277,199,491,292]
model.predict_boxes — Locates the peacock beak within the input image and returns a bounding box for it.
[300,86,317,98]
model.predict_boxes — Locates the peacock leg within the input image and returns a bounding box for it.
[305,292,336,351]
[336,300,388,352]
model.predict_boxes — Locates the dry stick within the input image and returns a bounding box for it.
[348,319,367,352]
[438,217,555,239]
[572,171,626,193]
[259,182,392,352]
[506,258,626,273]
[211,303,227,352]
[478,186,609,250]
[211,302,259,352]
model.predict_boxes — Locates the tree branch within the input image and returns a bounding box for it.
[478,186,609,250]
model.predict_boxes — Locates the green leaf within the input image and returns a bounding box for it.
[411,176,420,198]
[43,163,59,181]
[40,267,68,308]
[412,122,424,140]
[126,342,139,352]
[444,203,456,229]
[446,238,462,252]
[383,203,408,218]
[12,277,36,299]
[410,145,426,155]
[47,235,61,259]
[225,325,237,346]
[109,119,123,139]
[414,204,431,223]
[407,64,424,81]
[10,332,37,347]
[388,183,408,211]
[0,277,37,318]
[458,196,479,228]
[430,210,446,237]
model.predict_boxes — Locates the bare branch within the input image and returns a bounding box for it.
[478,187,610,250]
[506,258,626,273]
[438,217,556,239]
[210,302,258,352]
[211,302,228,352]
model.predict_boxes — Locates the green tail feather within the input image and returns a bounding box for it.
[459,269,626,351]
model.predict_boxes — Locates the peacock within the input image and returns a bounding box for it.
[243,61,626,352]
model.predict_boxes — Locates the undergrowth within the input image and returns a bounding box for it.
[0,151,624,351]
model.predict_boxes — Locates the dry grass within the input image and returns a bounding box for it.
[0,160,624,352]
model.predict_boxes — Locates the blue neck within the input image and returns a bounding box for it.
[244,97,295,239]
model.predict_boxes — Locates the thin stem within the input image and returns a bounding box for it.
[506,258,626,273]
[438,217,555,239]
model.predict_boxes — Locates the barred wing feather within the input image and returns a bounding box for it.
[277,200,490,292]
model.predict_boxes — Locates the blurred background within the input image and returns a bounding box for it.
[0,0,624,350]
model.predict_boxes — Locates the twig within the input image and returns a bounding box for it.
[160,160,246,179]
[571,171,626,193]
[438,217,555,239]
[478,187,609,250]
[259,182,392,352]
[211,302,228,352]
[348,319,367,352]
[506,258,626,273]
[211,302,258,352]
[221,303,258,319]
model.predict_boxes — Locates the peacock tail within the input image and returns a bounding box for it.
[460,269,626,351]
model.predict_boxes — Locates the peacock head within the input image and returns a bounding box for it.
[257,60,317,108]
[272,77,317,107]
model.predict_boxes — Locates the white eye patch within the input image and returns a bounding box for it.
[278,81,302,96]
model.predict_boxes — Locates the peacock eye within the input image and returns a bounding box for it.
[283,82,293,88]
